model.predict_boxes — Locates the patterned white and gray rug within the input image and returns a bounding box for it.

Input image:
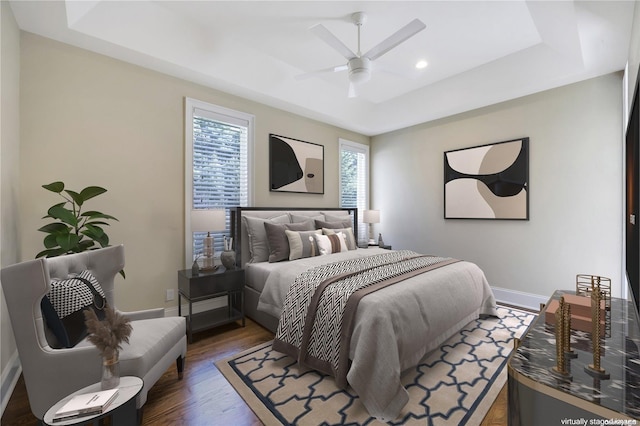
[216,306,535,426]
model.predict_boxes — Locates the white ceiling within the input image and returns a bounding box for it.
[9,0,636,136]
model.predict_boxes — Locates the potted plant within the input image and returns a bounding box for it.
[84,307,132,389]
[37,181,120,259]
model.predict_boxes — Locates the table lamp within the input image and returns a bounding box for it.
[362,209,380,245]
[191,209,226,270]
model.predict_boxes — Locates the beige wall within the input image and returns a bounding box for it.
[19,32,369,313]
[371,73,623,303]
[1,0,21,401]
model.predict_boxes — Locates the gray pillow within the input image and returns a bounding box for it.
[324,214,352,223]
[323,227,357,250]
[290,213,324,223]
[243,214,289,263]
[285,230,321,260]
[264,221,314,262]
[315,219,352,230]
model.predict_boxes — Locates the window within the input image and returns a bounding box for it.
[185,98,254,266]
[339,139,369,242]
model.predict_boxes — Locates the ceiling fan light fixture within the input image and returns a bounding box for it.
[348,56,371,84]
[416,60,428,69]
[305,13,426,96]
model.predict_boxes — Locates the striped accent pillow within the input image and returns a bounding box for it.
[322,227,357,250]
[285,230,321,260]
[314,232,348,256]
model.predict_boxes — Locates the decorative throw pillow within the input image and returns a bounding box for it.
[323,214,352,223]
[315,218,352,229]
[314,232,348,255]
[322,227,357,250]
[243,214,289,263]
[290,213,324,223]
[264,221,314,262]
[41,270,107,348]
[285,230,321,260]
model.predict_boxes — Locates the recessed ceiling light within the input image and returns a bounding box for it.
[416,60,428,69]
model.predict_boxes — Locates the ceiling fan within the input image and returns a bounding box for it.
[299,12,426,98]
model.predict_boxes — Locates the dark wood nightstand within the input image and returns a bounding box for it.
[178,267,245,343]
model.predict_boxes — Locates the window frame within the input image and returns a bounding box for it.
[339,138,370,241]
[184,97,255,267]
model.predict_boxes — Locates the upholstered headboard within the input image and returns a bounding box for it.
[230,207,358,267]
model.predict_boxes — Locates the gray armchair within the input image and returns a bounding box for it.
[0,245,187,422]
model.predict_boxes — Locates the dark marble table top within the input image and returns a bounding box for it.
[509,290,640,419]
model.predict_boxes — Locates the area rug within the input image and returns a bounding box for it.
[216,306,535,426]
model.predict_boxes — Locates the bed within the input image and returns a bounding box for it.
[230,207,498,421]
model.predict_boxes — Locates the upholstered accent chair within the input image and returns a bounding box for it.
[0,245,187,422]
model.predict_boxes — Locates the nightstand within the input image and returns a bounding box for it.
[177,267,245,343]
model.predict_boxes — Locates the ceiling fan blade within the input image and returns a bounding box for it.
[310,23,357,60]
[348,82,358,98]
[296,64,348,80]
[364,19,426,61]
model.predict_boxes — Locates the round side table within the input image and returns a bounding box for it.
[43,376,143,426]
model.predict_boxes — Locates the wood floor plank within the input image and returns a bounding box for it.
[1,317,508,425]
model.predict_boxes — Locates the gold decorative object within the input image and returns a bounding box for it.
[576,274,611,337]
[563,303,577,359]
[576,274,611,310]
[585,287,610,379]
[550,297,572,380]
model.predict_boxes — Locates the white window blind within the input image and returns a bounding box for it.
[185,98,254,266]
[339,139,369,243]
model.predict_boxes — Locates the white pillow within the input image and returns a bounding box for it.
[322,227,357,250]
[314,232,348,256]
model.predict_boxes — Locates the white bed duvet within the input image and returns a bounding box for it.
[254,248,498,420]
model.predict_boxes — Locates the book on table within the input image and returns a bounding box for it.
[53,388,119,421]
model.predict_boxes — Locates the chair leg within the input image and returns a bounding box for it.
[137,407,144,425]
[176,355,185,379]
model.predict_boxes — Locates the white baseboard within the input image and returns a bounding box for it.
[491,286,548,311]
[166,288,547,317]
[1,350,21,418]
[166,289,547,317]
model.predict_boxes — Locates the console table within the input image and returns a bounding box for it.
[508,290,640,425]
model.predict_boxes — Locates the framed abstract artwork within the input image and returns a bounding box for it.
[444,137,529,220]
[269,134,324,194]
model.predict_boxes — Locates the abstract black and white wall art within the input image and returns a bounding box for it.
[444,138,529,220]
[269,134,324,194]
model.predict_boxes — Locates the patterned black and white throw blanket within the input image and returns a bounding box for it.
[273,250,459,387]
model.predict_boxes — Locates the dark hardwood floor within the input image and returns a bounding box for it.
[1,317,508,425]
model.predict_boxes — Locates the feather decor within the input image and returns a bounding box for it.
[84,307,132,366]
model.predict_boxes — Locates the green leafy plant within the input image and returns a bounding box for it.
[37,181,119,258]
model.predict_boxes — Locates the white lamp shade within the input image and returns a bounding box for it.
[191,209,226,233]
[362,210,380,224]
